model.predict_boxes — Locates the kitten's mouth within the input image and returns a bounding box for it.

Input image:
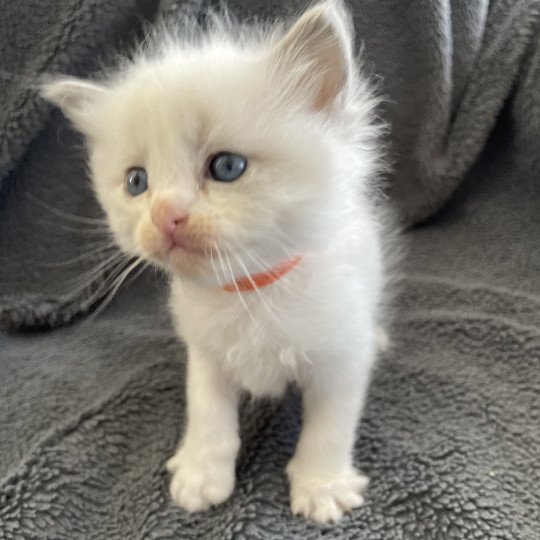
[164,239,208,277]
[167,238,205,256]
[166,237,206,258]
[140,226,212,276]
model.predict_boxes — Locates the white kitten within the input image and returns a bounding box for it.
[42,0,389,523]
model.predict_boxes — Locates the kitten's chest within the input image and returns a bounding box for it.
[170,281,316,396]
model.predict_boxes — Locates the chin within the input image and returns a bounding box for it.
[163,248,215,284]
[137,231,217,285]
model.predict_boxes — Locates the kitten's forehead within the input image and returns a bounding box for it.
[96,49,283,165]
[89,43,330,200]
[91,49,309,193]
[119,51,268,126]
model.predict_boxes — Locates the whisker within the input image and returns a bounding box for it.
[76,238,119,250]
[75,251,125,275]
[42,243,119,267]
[214,244,229,288]
[210,245,225,287]
[229,250,281,324]
[63,251,127,286]
[25,192,108,225]
[221,249,258,324]
[81,257,141,312]
[86,257,146,319]
[260,229,297,256]
[46,221,113,235]
[233,243,298,295]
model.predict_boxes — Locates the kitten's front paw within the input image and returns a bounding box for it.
[287,462,369,523]
[166,444,236,512]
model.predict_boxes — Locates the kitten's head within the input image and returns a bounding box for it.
[42,1,379,286]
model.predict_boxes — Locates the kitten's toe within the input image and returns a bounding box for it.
[312,497,343,524]
[167,447,236,512]
[335,489,365,509]
[170,464,235,511]
[288,466,368,523]
[202,481,234,505]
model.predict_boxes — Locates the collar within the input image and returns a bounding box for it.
[222,255,303,292]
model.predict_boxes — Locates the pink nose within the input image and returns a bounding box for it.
[151,201,189,237]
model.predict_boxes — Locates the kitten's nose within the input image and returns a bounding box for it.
[151,201,189,237]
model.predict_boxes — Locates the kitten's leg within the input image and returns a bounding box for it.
[287,336,375,523]
[167,346,240,512]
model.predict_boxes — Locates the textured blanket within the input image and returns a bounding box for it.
[1,1,539,538]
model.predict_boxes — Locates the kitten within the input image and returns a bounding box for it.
[42,0,388,523]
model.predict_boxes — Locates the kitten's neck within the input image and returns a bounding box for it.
[222,255,303,293]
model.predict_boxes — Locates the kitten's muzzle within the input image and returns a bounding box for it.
[151,200,189,237]
[150,201,206,257]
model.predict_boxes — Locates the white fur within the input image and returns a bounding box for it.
[42,0,389,523]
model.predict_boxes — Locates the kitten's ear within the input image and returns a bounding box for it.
[271,0,354,111]
[41,78,106,133]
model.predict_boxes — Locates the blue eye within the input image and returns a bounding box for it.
[125,167,148,196]
[208,152,247,182]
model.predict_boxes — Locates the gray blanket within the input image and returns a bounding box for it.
[1,1,539,538]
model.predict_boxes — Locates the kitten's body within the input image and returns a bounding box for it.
[43,1,390,523]
[171,208,382,398]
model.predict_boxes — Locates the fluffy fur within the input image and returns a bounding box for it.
[42,0,390,523]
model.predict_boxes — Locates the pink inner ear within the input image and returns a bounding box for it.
[273,6,349,111]
[312,68,346,110]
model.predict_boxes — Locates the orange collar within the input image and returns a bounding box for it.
[222,255,303,292]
